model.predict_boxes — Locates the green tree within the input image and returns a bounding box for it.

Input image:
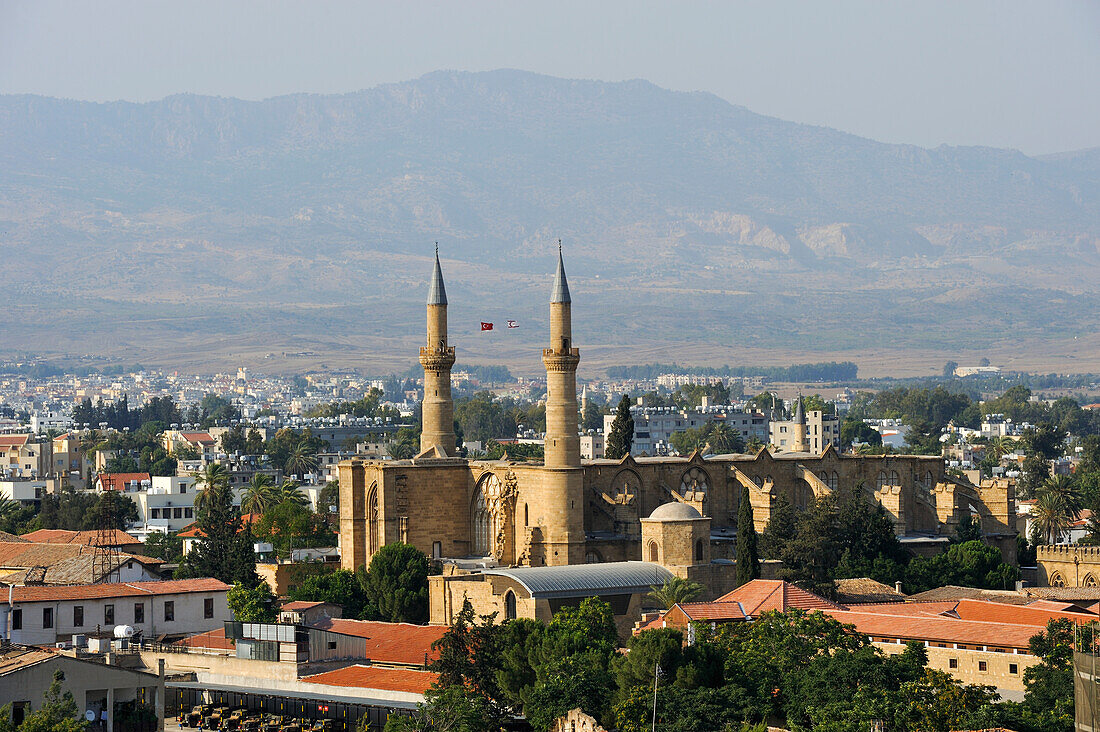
[285,443,319,477]
[736,485,760,585]
[646,576,704,610]
[176,474,259,587]
[143,530,183,564]
[778,493,842,597]
[605,395,634,460]
[191,462,229,514]
[759,494,797,560]
[288,569,370,619]
[255,500,334,558]
[361,543,432,623]
[18,670,88,732]
[1020,618,1075,729]
[426,599,510,729]
[904,540,1019,593]
[839,418,882,450]
[240,473,277,516]
[227,581,277,622]
[582,400,603,432]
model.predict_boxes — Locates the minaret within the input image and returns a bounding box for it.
[791,393,808,452]
[543,243,581,468]
[539,242,584,566]
[419,245,456,456]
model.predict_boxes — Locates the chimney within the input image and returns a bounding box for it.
[895,581,903,594]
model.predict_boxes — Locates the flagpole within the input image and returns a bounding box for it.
[651,660,659,732]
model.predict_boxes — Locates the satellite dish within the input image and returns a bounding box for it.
[85,711,96,722]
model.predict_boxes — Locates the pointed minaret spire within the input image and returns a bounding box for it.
[551,239,571,304]
[793,393,806,424]
[427,242,447,306]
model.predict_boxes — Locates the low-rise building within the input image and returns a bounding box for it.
[603,407,768,457]
[2,578,231,646]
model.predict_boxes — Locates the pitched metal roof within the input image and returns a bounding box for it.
[551,246,571,303]
[427,248,447,305]
[481,561,672,599]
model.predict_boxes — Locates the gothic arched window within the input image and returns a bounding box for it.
[504,590,517,620]
[367,484,379,556]
[649,540,659,563]
[680,468,709,498]
[472,473,504,557]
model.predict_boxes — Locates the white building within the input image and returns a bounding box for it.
[2,578,231,646]
[130,476,199,537]
[605,407,769,457]
[30,411,74,433]
[0,479,48,505]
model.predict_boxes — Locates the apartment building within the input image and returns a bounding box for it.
[602,407,768,456]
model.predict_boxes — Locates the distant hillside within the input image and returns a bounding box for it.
[0,70,1097,375]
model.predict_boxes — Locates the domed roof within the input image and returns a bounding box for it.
[647,502,702,521]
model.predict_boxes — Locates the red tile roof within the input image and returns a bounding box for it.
[714,580,844,614]
[950,598,1097,626]
[20,529,140,547]
[844,601,962,617]
[11,577,230,603]
[302,665,438,695]
[666,601,750,624]
[179,432,216,445]
[95,473,152,491]
[825,609,1040,650]
[309,618,447,666]
[178,514,260,539]
[175,628,235,651]
[281,601,326,611]
[0,435,30,449]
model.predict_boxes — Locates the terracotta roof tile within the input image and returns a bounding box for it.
[0,435,30,449]
[844,601,962,617]
[175,628,234,651]
[715,580,843,614]
[178,514,260,539]
[302,665,438,695]
[825,609,1040,650]
[20,529,139,547]
[308,618,447,666]
[668,601,749,623]
[834,578,906,605]
[950,598,1097,626]
[95,473,152,491]
[281,601,327,611]
[10,577,230,603]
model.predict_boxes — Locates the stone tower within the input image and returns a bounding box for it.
[539,244,585,564]
[419,246,457,456]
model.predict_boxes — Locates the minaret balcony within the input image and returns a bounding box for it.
[542,348,580,372]
[420,346,456,371]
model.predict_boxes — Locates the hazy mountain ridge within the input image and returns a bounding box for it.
[0,69,1098,373]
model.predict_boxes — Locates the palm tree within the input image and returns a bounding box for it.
[240,474,276,516]
[1031,491,1071,545]
[285,444,319,477]
[387,439,415,460]
[0,496,20,521]
[276,479,309,508]
[707,423,744,454]
[646,576,704,609]
[1041,474,1082,518]
[192,463,229,513]
[990,436,1014,462]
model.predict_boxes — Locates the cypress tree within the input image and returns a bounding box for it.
[736,485,760,585]
[605,394,634,460]
[178,479,259,587]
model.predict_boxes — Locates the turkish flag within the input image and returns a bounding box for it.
[481,322,494,331]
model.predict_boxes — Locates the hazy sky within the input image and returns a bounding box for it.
[2,1,1098,155]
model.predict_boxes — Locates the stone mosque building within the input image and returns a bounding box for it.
[339,249,1016,624]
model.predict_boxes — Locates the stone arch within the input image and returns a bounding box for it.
[877,471,890,491]
[890,470,900,487]
[830,472,839,491]
[648,540,660,563]
[585,550,602,564]
[472,472,504,557]
[694,539,704,562]
[504,590,517,620]
[611,469,642,502]
[366,483,379,556]
[1085,574,1098,588]
[680,467,709,499]
[1050,571,1066,588]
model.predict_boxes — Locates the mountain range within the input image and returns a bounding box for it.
[1,69,1098,376]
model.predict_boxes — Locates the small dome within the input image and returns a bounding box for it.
[648,502,702,520]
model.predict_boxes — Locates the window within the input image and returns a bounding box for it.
[204,598,214,619]
[104,605,114,625]
[73,606,84,627]
[134,603,144,624]
[43,607,53,629]
[174,508,183,519]
[11,608,21,630]
[504,591,517,621]
[948,658,958,669]
[185,508,193,518]
[327,640,337,650]
[151,509,160,519]
[694,539,704,562]
[164,601,175,622]
[649,541,659,562]
[1010,663,1019,674]
[432,541,442,559]
[978,661,987,672]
